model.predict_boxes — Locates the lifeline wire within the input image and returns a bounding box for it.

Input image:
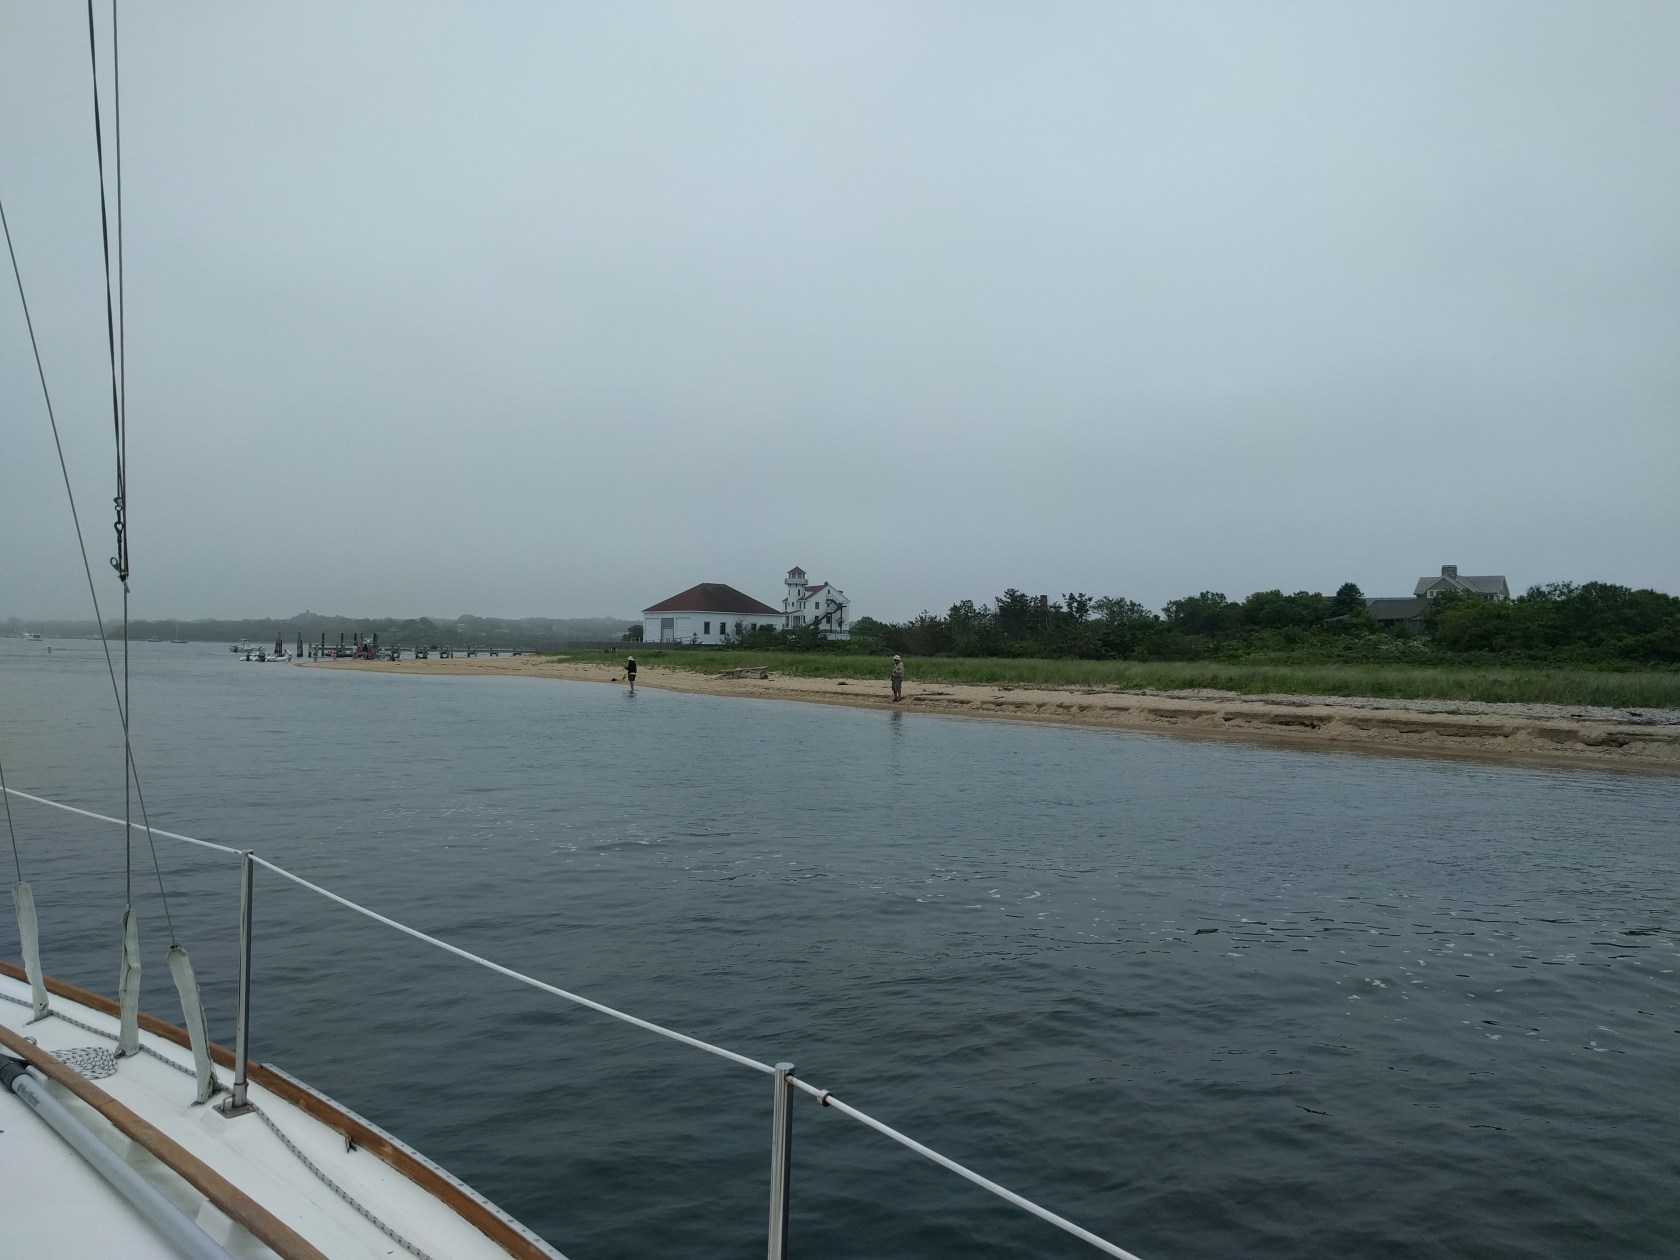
[248,855,778,1076]
[789,1078,1145,1260]
[0,789,239,856]
[0,788,1145,1259]
[0,789,757,1071]
[0,187,175,942]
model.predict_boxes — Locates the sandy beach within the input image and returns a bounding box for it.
[306,655,1680,773]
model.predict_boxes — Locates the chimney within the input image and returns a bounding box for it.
[1442,564,1458,578]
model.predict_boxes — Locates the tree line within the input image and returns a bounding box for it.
[726,581,1680,665]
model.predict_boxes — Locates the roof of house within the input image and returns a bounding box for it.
[1367,596,1429,620]
[643,583,781,616]
[1414,574,1508,597]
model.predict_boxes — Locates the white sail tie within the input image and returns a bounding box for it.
[167,943,222,1103]
[10,882,49,1020]
[116,906,140,1056]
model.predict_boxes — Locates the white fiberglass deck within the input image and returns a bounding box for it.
[0,972,564,1260]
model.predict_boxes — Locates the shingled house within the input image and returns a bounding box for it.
[1367,564,1510,631]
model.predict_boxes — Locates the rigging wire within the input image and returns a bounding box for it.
[114,0,128,521]
[83,0,127,591]
[83,0,169,938]
[111,0,133,913]
[85,0,133,909]
[0,756,22,883]
[0,194,175,944]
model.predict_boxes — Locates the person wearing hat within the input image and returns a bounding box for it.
[889,654,903,702]
[626,655,637,692]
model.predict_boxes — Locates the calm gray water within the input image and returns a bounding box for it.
[1,639,1676,1259]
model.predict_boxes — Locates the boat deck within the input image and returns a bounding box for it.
[0,972,564,1259]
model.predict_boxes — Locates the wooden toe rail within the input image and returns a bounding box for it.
[0,1021,328,1260]
[0,960,556,1260]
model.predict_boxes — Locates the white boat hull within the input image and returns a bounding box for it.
[0,970,564,1259]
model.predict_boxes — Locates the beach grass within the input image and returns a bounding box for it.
[555,650,1680,709]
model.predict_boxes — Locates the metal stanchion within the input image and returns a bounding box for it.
[767,1061,795,1259]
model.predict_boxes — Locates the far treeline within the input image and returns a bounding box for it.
[3,614,632,651]
[720,582,1680,667]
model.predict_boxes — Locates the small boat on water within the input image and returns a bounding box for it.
[243,636,294,663]
[20,632,43,640]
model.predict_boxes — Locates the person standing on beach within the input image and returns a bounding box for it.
[626,655,637,692]
[890,654,903,702]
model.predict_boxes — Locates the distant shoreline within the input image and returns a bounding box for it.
[307,656,1680,774]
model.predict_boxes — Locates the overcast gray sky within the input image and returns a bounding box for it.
[3,2,1676,623]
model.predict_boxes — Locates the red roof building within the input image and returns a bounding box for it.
[641,583,781,644]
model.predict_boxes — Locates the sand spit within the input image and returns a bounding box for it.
[308,656,1680,773]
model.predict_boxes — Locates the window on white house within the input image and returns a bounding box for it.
[704,622,711,634]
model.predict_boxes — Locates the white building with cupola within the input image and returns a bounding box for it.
[781,566,851,639]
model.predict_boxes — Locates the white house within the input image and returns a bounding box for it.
[781,566,851,639]
[641,583,782,645]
